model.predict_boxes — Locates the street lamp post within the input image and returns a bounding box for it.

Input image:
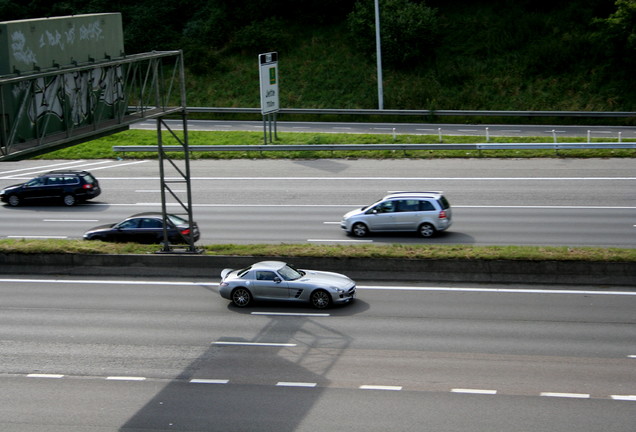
[374,0,384,110]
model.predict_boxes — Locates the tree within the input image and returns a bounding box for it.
[599,0,636,54]
[347,0,440,68]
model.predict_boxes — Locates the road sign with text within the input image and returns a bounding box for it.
[259,52,279,115]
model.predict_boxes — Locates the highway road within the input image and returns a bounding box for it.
[0,158,634,247]
[0,276,634,431]
[132,119,636,140]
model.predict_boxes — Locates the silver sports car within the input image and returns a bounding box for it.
[219,261,356,309]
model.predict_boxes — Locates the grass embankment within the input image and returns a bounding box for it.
[37,129,636,160]
[1,239,635,262]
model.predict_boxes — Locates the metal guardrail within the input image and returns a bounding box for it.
[113,142,636,153]
[188,107,636,118]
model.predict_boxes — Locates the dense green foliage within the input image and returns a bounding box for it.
[2,1,636,110]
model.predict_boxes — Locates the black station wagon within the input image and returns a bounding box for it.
[0,170,101,207]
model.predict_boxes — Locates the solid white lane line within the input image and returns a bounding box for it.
[451,388,497,395]
[251,312,330,317]
[0,278,216,287]
[359,385,402,391]
[308,239,374,243]
[277,382,317,388]
[106,376,146,381]
[358,286,636,296]
[190,379,229,384]
[27,374,64,379]
[611,395,636,401]
[540,392,590,399]
[7,235,68,239]
[102,176,635,180]
[43,219,99,222]
[213,342,297,347]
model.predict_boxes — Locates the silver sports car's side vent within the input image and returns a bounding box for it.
[294,289,303,298]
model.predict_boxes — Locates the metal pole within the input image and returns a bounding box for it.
[263,115,267,144]
[374,0,384,110]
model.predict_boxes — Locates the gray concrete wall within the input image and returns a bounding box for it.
[1,253,635,286]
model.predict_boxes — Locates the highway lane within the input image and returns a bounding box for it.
[132,118,636,139]
[0,158,634,247]
[0,276,634,431]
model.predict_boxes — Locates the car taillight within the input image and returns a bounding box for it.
[181,228,191,235]
[438,210,447,219]
[82,184,94,189]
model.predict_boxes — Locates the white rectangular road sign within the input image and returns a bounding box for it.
[259,52,279,115]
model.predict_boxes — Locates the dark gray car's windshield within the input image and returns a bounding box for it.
[278,265,303,280]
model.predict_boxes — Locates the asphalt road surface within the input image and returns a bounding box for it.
[132,119,636,140]
[0,276,634,431]
[0,158,634,247]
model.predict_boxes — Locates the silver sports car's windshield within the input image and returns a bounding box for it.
[278,264,304,281]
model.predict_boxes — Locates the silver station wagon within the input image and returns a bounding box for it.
[341,191,452,238]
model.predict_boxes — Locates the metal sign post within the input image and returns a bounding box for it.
[259,52,279,144]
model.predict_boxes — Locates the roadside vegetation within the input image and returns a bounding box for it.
[38,129,636,160]
[2,1,636,112]
[1,239,635,262]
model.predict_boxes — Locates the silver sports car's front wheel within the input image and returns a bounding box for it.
[231,287,252,307]
[310,290,332,309]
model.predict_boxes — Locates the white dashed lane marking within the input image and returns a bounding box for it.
[18,374,636,401]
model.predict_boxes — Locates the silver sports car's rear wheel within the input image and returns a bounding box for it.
[231,287,252,307]
[310,290,332,309]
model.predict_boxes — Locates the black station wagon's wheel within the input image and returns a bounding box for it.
[310,289,332,309]
[419,223,436,238]
[8,195,20,207]
[231,287,252,307]
[62,194,77,206]
[351,222,369,237]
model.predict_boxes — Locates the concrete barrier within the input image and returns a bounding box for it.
[1,253,635,286]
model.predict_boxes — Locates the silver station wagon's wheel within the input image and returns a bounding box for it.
[351,222,369,237]
[419,223,436,238]
[231,287,252,307]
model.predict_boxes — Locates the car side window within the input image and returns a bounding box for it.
[140,218,162,228]
[62,176,79,185]
[45,176,60,185]
[397,199,419,212]
[377,201,396,213]
[256,271,277,281]
[118,219,140,229]
[27,178,45,187]
[419,200,435,211]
